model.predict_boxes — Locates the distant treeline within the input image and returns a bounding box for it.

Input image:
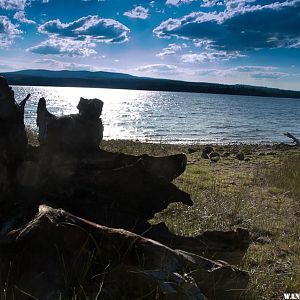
[2,69,300,99]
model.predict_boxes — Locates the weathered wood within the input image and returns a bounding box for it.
[145,223,250,265]
[284,132,300,146]
[0,76,29,206]
[32,149,192,229]
[0,206,248,300]
[0,80,251,299]
[37,97,104,151]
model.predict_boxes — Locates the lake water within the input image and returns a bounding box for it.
[13,85,300,144]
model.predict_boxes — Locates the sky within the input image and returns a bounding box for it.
[0,0,299,90]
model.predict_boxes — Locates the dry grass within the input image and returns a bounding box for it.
[24,134,300,299]
[101,140,300,300]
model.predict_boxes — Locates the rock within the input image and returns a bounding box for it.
[0,205,249,300]
[243,148,252,155]
[223,152,231,157]
[188,147,198,154]
[255,236,272,244]
[235,152,245,161]
[209,151,220,163]
[201,152,209,159]
[202,146,214,154]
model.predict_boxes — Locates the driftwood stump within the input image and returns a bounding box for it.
[0,78,250,299]
[0,205,249,300]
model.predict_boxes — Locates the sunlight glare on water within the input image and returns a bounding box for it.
[13,85,300,144]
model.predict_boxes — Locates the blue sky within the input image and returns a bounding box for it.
[0,0,299,90]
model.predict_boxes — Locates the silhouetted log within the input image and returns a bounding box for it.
[145,223,250,265]
[0,76,29,205]
[284,132,300,146]
[37,97,104,151]
[0,205,248,300]
[36,152,192,229]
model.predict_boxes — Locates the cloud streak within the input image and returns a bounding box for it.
[165,0,196,6]
[0,0,26,10]
[156,43,187,57]
[28,37,97,57]
[34,58,98,71]
[38,15,130,44]
[181,50,246,62]
[136,64,181,75]
[13,11,35,24]
[28,15,130,57]
[0,15,22,48]
[154,0,300,51]
[124,6,149,19]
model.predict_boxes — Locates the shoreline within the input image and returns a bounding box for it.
[27,129,298,154]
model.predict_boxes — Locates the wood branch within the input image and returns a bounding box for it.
[0,78,251,300]
[0,205,249,300]
[144,222,250,265]
[0,77,28,204]
[37,97,104,151]
[284,132,300,146]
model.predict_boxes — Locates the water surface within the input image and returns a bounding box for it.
[13,85,300,144]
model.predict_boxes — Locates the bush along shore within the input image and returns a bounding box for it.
[1,75,299,299]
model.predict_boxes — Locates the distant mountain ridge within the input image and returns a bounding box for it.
[6,69,137,79]
[1,69,300,99]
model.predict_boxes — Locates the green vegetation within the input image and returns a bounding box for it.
[26,133,300,299]
[101,140,300,300]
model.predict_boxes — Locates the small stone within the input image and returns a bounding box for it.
[188,148,197,154]
[256,236,271,244]
[201,152,209,159]
[222,152,230,157]
[209,152,220,162]
[235,152,245,161]
[202,146,214,154]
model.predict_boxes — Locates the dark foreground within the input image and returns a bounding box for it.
[1,75,299,299]
[1,76,251,300]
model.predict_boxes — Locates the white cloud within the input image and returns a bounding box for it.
[13,11,35,24]
[154,0,300,51]
[166,0,196,6]
[38,15,130,44]
[0,15,22,48]
[29,15,130,57]
[156,43,188,57]
[124,6,149,19]
[0,0,49,10]
[34,58,98,71]
[181,51,246,63]
[0,0,26,10]
[231,65,288,79]
[196,65,288,80]
[201,0,223,7]
[27,37,97,57]
[136,63,180,75]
